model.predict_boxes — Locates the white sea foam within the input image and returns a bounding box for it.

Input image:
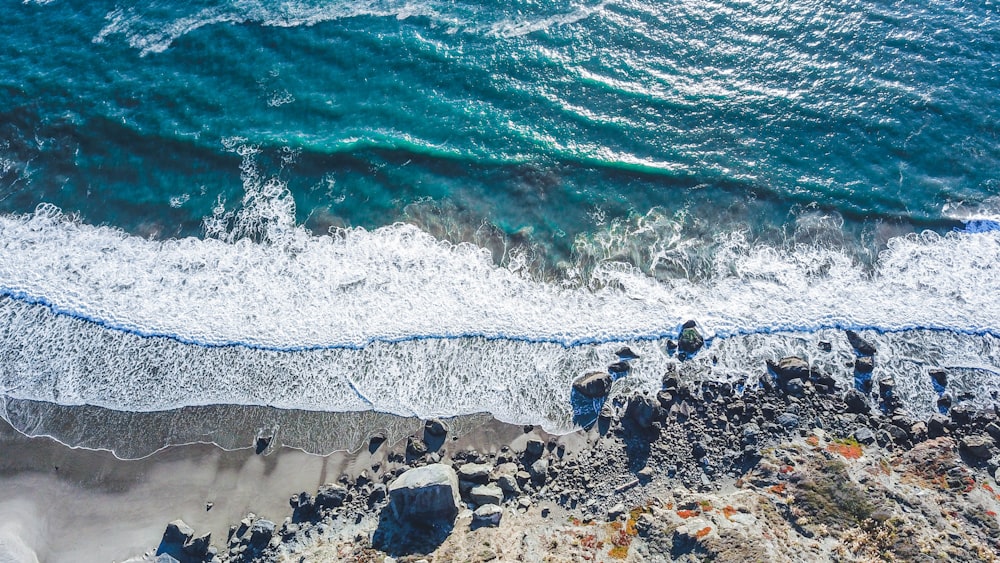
[1,200,1000,427]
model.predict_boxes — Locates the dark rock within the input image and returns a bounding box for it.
[777,413,800,429]
[985,422,1000,444]
[388,464,462,523]
[616,347,639,360]
[677,326,705,354]
[656,390,674,409]
[854,357,875,374]
[524,438,546,460]
[406,437,428,458]
[315,483,347,509]
[249,519,275,547]
[843,389,869,414]
[818,340,833,352]
[885,424,909,444]
[929,368,948,390]
[937,394,953,413]
[878,378,895,400]
[608,361,631,374]
[626,394,660,429]
[368,433,387,453]
[163,520,195,545]
[529,459,549,484]
[682,319,698,329]
[182,533,211,557]
[854,427,876,445]
[767,357,812,382]
[846,330,877,356]
[572,372,613,398]
[927,414,951,438]
[424,418,448,438]
[784,378,805,396]
[254,436,271,455]
[692,442,708,459]
[960,435,994,460]
[662,373,679,391]
[950,404,975,426]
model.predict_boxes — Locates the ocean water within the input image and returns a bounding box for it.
[1,0,999,454]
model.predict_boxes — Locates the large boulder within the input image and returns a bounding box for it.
[388,463,461,523]
[767,357,812,382]
[572,372,613,398]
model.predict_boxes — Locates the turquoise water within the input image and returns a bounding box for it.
[2,0,1000,447]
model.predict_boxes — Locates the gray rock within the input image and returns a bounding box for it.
[473,504,503,527]
[388,463,462,523]
[457,463,493,484]
[249,519,275,547]
[315,483,347,509]
[960,435,994,459]
[927,414,951,438]
[496,474,520,495]
[885,424,909,444]
[854,427,876,445]
[985,422,1000,444]
[469,484,504,506]
[529,459,549,483]
[843,389,869,414]
[572,372,613,398]
[163,520,194,545]
[777,412,800,429]
[929,368,948,389]
[846,330,877,356]
[406,437,427,458]
[784,378,805,396]
[767,357,812,382]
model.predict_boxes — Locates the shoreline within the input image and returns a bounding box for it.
[3,328,1000,561]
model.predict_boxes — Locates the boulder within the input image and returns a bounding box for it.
[162,520,194,545]
[388,464,462,523]
[626,394,659,429]
[960,435,994,459]
[496,474,520,495]
[616,347,639,360]
[469,484,504,506]
[854,427,876,445]
[929,368,948,390]
[529,459,549,484]
[846,330,877,356]
[473,504,503,527]
[424,418,448,438]
[927,414,951,438]
[457,463,493,484]
[678,326,705,354]
[572,372,613,398]
[315,483,347,509]
[855,357,875,374]
[524,438,546,459]
[608,361,631,374]
[776,413,800,429]
[767,357,812,382]
[406,437,428,458]
[843,389,869,414]
[182,533,211,557]
[249,519,275,547]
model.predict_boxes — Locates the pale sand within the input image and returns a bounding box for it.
[0,411,538,563]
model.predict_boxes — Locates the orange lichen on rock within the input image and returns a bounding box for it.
[806,435,820,447]
[677,509,699,518]
[723,505,738,519]
[827,438,863,459]
[769,483,787,494]
[608,545,629,559]
[695,526,712,539]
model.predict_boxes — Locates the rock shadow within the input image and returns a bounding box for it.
[371,510,455,558]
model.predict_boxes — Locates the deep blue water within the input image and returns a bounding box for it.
[4,0,998,249]
[1,0,1000,441]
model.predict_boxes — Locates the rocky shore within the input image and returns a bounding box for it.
[142,326,1000,562]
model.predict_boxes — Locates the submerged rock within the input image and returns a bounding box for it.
[846,330,877,356]
[388,464,462,523]
[767,356,812,382]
